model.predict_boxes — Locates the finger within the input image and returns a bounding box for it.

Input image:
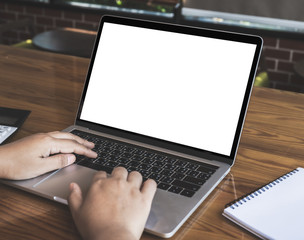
[111,167,128,180]
[127,171,143,188]
[49,138,97,158]
[38,154,76,173]
[141,179,157,203]
[92,171,107,183]
[68,182,83,219]
[48,131,95,149]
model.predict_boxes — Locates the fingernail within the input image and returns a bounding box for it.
[70,182,76,191]
[87,141,95,148]
[67,155,76,165]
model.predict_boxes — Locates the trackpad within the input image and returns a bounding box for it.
[34,164,96,203]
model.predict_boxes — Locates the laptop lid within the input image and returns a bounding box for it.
[76,15,262,166]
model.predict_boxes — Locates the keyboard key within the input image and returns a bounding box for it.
[172,180,200,192]
[168,186,183,194]
[97,152,108,158]
[175,167,188,174]
[158,183,170,190]
[132,149,145,155]
[101,147,112,153]
[82,157,95,164]
[185,163,199,170]
[180,189,195,197]
[139,170,151,178]
[172,173,185,180]
[117,157,130,164]
[160,169,174,176]
[153,161,164,167]
[186,170,199,177]
[120,152,133,158]
[198,172,211,180]
[128,167,138,172]
[142,151,155,158]
[160,176,174,184]
[163,157,177,164]
[131,155,144,161]
[197,166,216,174]
[150,166,162,173]
[105,154,120,161]
[94,158,107,165]
[163,164,176,171]
[153,154,166,161]
[184,176,205,185]
[103,142,116,147]
[175,160,187,167]
[124,147,134,153]
[105,161,118,168]
[111,149,123,156]
[138,164,151,170]
[142,157,155,164]
[129,161,140,167]
[117,164,129,169]
[149,173,162,181]
[114,144,125,150]
[94,139,105,145]
[197,162,219,171]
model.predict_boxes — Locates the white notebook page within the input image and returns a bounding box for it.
[223,167,304,240]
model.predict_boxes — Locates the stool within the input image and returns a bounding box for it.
[32,28,97,58]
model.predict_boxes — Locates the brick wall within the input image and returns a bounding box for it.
[1,2,304,93]
[0,2,101,43]
[263,37,304,92]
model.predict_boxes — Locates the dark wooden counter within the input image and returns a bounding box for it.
[0,45,303,239]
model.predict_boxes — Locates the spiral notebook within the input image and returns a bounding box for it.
[223,167,304,240]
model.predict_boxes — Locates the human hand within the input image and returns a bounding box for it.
[68,167,157,240]
[0,131,97,180]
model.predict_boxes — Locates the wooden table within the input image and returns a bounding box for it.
[0,44,304,239]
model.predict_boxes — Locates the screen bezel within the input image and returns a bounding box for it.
[76,15,263,165]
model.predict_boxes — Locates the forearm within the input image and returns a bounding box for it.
[0,145,13,179]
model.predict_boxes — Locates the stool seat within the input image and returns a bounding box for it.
[32,28,96,58]
[294,58,304,78]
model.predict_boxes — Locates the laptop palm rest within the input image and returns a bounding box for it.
[32,162,215,237]
[34,164,96,203]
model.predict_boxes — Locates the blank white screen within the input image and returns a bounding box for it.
[80,22,257,156]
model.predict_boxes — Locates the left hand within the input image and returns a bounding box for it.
[0,131,97,180]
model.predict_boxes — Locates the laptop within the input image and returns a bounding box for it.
[3,15,262,238]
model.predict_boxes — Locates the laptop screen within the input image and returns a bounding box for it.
[79,17,261,158]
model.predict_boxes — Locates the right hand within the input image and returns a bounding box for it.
[68,167,157,240]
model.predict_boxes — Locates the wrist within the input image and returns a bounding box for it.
[82,226,139,240]
[0,144,17,179]
[0,145,10,179]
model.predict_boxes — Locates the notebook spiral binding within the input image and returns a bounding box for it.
[226,168,299,210]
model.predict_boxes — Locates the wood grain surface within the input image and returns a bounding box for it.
[0,45,303,240]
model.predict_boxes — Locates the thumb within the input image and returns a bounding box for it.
[68,182,83,219]
[41,154,76,173]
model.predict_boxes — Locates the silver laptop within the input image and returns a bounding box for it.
[3,16,262,238]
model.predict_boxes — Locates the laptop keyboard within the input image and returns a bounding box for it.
[72,130,218,198]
